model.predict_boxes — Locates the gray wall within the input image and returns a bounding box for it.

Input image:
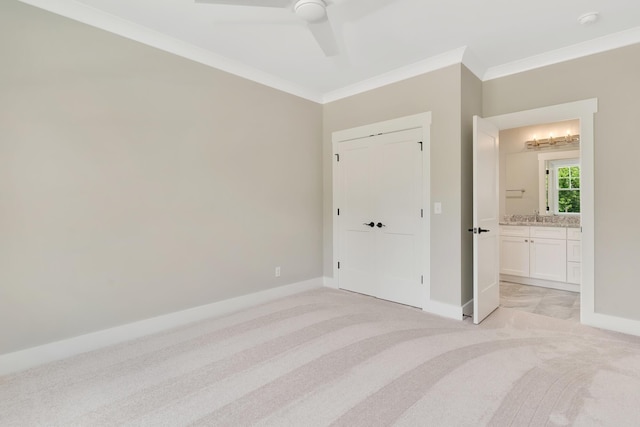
[0,1,323,354]
[483,44,640,320]
[3,0,639,355]
[323,65,466,307]
[460,66,483,307]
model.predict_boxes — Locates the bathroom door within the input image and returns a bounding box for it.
[472,116,500,324]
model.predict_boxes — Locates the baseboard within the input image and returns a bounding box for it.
[323,276,339,289]
[500,274,580,293]
[423,299,463,320]
[0,278,323,376]
[581,311,640,338]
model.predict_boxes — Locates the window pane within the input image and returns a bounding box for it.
[570,166,580,177]
[558,178,570,189]
[571,177,580,189]
[558,167,570,178]
[558,190,580,213]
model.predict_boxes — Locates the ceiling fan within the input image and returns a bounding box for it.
[195,0,394,57]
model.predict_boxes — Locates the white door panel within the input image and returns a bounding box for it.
[473,116,500,324]
[337,128,423,308]
[338,143,377,297]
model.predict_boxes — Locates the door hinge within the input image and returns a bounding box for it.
[421,208,423,218]
[418,141,423,151]
[337,208,340,215]
[421,275,424,284]
[546,169,550,175]
[337,261,341,269]
[335,153,340,162]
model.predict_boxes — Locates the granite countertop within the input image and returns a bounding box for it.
[500,214,580,228]
[499,221,580,228]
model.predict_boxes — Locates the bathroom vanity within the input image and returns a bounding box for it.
[500,216,581,293]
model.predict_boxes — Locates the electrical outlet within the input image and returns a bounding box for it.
[275,266,281,277]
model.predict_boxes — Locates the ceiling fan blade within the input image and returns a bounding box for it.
[307,18,339,57]
[195,0,292,8]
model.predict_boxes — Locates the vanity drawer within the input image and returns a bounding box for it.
[530,226,567,240]
[567,228,582,241]
[500,225,529,237]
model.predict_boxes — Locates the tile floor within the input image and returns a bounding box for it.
[500,281,580,322]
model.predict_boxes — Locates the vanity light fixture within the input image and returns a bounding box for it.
[525,132,580,149]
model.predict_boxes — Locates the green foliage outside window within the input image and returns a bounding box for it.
[557,166,580,213]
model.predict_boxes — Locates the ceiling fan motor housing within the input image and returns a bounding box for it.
[294,0,327,22]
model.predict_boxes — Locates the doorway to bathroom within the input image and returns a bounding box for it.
[498,119,581,322]
[477,98,597,326]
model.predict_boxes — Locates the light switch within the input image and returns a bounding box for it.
[434,202,442,214]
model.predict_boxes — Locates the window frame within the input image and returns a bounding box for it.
[537,150,580,216]
[548,159,581,215]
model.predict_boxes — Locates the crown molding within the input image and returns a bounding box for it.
[461,47,487,80]
[17,1,640,104]
[483,26,640,81]
[322,47,467,103]
[18,0,324,103]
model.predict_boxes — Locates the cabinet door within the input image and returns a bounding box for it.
[530,238,567,282]
[567,240,581,263]
[567,261,581,284]
[500,236,529,277]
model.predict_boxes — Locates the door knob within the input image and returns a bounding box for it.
[468,228,491,234]
[376,222,386,228]
[363,222,375,228]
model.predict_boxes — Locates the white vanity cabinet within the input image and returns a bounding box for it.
[566,228,582,284]
[500,225,578,291]
[499,226,529,277]
[529,227,567,282]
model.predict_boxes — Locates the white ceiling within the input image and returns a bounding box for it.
[20,0,640,103]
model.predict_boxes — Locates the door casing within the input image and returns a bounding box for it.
[484,99,597,325]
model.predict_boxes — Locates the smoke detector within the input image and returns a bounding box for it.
[578,12,599,25]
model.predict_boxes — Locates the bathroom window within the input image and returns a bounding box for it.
[547,160,580,214]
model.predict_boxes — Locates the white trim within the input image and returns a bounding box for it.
[322,48,466,104]
[323,276,339,289]
[332,112,432,142]
[18,1,640,104]
[332,112,431,310]
[486,98,597,329]
[461,47,487,80]
[17,0,323,103]
[0,278,323,376]
[582,312,640,338]
[422,299,463,320]
[483,27,640,81]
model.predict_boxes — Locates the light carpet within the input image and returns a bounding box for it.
[2,288,640,426]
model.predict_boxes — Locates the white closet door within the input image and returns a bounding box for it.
[338,140,377,298]
[374,130,423,307]
[338,128,423,308]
